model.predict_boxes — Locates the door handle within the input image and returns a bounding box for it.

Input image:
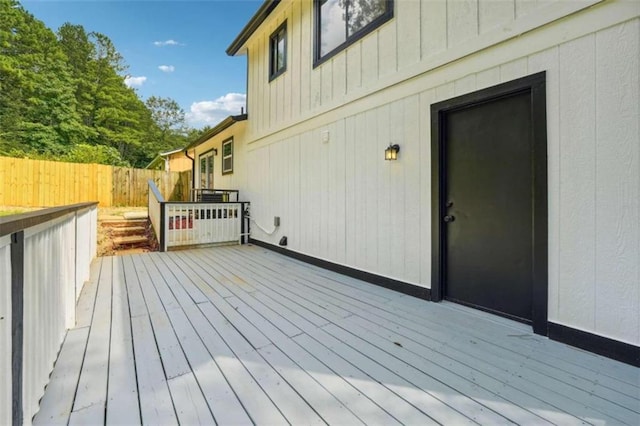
[443,215,455,223]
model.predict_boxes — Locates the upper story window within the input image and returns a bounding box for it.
[314,0,393,66]
[269,21,287,81]
[222,138,233,174]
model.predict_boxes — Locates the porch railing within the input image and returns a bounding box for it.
[191,188,240,202]
[0,202,98,426]
[149,180,249,251]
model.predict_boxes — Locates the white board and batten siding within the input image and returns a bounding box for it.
[22,214,78,424]
[231,1,640,347]
[74,207,97,301]
[243,0,611,140]
[0,206,98,425]
[190,121,248,192]
[0,235,12,426]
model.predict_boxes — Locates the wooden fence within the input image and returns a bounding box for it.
[0,156,191,207]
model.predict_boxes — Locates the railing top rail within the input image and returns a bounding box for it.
[0,201,98,237]
[148,179,165,203]
[164,201,249,205]
[192,188,240,193]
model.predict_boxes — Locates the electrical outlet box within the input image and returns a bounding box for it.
[321,130,330,144]
[274,216,280,227]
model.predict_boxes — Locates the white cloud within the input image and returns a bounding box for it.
[153,39,182,47]
[124,76,147,87]
[158,65,175,73]
[186,93,246,127]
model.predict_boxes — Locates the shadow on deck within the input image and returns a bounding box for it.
[33,245,639,425]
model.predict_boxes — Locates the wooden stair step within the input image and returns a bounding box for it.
[110,226,147,236]
[122,211,148,220]
[115,248,151,256]
[100,219,148,228]
[113,236,151,248]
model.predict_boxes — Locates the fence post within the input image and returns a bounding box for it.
[160,202,167,252]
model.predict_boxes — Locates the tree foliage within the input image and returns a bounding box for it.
[0,1,200,167]
[146,95,188,154]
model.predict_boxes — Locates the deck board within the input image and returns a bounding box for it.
[74,259,101,328]
[33,245,640,426]
[32,328,89,425]
[70,257,112,424]
[181,303,286,424]
[130,314,178,425]
[106,257,140,425]
[165,307,252,425]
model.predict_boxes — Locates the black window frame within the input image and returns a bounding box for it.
[269,21,287,81]
[313,0,394,67]
[199,149,215,188]
[221,138,234,175]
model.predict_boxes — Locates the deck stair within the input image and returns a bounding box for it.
[98,211,157,256]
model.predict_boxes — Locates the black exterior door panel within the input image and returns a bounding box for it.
[431,72,548,334]
[444,92,533,322]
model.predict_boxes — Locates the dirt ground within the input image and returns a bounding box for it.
[98,206,148,220]
[97,206,150,256]
[1,205,152,256]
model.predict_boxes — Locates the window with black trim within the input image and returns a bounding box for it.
[269,21,287,80]
[199,150,215,188]
[315,0,392,65]
[222,138,233,174]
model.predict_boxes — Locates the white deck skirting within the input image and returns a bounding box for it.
[33,245,639,425]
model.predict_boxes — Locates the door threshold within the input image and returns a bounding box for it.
[441,300,532,333]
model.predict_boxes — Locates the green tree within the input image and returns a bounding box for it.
[57,23,97,135]
[0,2,197,167]
[0,0,85,155]
[62,143,129,166]
[146,95,188,153]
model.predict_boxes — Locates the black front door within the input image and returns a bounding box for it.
[431,73,548,331]
[445,91,533,321]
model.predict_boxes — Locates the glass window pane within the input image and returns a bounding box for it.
[223,141,232,157]
[320,0,347,57]
[347,0,386,37]
[207,155,214,187]
[277,36,285,70]
[223,157,232,172]
[200,158,206,188]
[271,38,278,73]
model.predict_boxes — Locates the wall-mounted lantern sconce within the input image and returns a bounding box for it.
[385,144,400,161]
[213,148,218,156]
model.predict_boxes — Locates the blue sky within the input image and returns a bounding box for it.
[22,0,262,129]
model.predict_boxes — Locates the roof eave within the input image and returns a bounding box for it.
[159,148,186,157]
[145,156,164,170]
[226,0,281,56]
[185,114,248,151]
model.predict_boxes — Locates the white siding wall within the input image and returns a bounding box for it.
[192,123,248,193]
[23,214,78,424]
[244,0,602,140]
[239,1,639,346]
[0,206,98,425]
[0,236,12,426]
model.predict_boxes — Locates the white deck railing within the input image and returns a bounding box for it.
[165,203,242,249]
[148,179,162,243]
[148,180,249,251]
[0,202,98,426]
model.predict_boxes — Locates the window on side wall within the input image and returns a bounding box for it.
[269,21,287,81]
[314,0,393,66]
[222,138,233,175]
[199,149,215,188]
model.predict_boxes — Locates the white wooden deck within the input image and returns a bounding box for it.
[33,245,639,425]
